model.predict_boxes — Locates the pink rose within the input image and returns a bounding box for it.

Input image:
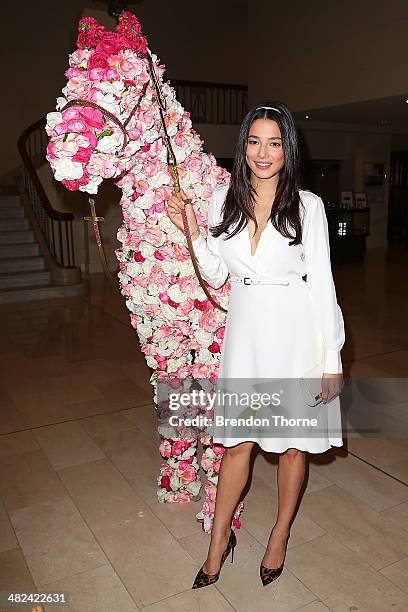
[87,153,118,179]
[72,147,92,163]
[61,179,79,191]
[172,441,185,457]
[173,320,192,335]
[142,304,160,317]
[89,67,105,81]
[77,17,106,49]
[205,483,217,501]
[66,118,87,133]
[159,440,172,458]
[179,464,197,486]
[161,463,174,478]
[140,227,166,248]
[199,310,218,332]
[202,500,215,515]
[79,107,103,129]
[173,491,191,503]
[88,51,109,70]
[215,326,225,340]
[160,475,171,491]
[149,265,167,286]
[212,445,225,458]
[95,33,122,56]
[208,341,221,354]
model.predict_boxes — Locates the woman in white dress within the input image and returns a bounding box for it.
[166,102,345,588]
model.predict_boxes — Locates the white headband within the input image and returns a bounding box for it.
[256,106,281,113]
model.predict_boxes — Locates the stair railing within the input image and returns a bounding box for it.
[17,117,83,285]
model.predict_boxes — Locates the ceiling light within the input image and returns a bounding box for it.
[305,114,309,119]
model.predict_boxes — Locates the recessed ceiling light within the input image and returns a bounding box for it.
[405,99,408,103]
[305,114,309,119]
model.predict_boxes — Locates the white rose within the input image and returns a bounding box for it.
[196,348,216,365]
[178,261,194,277]
[141,259,154,275]
[161,304,180,321]
[129,286,143,302]
[187,480,201,495]
[149,171,171,188]
[157,488,168,503]
[158,215,173,231]
[161,260,179,275]
[125,299,138,314]
[144,128,161,144]
[56,96,68,110]
[140,242,155,258]
[46,112,63,131]
[166,337,179,352]
[97,94,121,115]
[79,175,102,194]
[146,355,158,368]
[137,321,153,339]
[53,158,83,181]
[126,263,141,277]
[167,357,184,373]
[97,132,124,153]
[168,284,184,303]
[170,474,180,491]
[137,192,154,209]
[131,208,146,223]
[195,329,212,347]
[190,310,202,325]
[143,291,160,304]
[147,284,160,297]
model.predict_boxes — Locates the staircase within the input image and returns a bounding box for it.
[0,193,87,303]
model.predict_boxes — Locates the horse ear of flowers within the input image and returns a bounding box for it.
[45,10,243,532]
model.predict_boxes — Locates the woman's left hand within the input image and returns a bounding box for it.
[321,373,344,403]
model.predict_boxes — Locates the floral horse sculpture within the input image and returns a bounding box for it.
[45,11,243,533]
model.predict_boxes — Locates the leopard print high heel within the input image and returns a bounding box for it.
[192,529,237,589]
[260,531,289,587]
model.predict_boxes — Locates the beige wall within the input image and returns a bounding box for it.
[249,0,408,111]
[1,0,247,178]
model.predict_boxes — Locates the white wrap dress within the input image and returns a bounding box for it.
[191,184,345,454]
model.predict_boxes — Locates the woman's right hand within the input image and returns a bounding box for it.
[166,190,200,235]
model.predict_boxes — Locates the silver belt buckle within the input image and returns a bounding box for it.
[243,277,251,285]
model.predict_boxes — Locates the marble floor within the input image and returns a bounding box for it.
[0,246,408,611]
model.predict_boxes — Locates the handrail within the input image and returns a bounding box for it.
[17,117,79,272]
[17,117,73,222]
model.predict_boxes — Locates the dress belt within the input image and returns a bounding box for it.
[229,274,306,286]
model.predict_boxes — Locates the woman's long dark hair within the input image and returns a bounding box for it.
[211,101,304,246]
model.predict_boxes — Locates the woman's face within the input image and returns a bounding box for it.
[245,118,285,182]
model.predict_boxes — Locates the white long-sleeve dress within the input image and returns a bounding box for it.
[191,184,345,453]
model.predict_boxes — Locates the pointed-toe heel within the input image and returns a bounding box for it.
[260,534,289,587]
[192,529,237,589]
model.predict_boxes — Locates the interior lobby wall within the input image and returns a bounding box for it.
[248,0,408,111]
[298,123,391,248]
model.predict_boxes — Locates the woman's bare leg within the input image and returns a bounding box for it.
[261,447,306,568]
[203,441,254,574]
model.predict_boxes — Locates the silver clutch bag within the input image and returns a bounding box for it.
[299,358,325,406]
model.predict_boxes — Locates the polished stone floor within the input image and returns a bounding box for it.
[0,246,408,611]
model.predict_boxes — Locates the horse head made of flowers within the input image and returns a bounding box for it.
[45,11,244,532]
